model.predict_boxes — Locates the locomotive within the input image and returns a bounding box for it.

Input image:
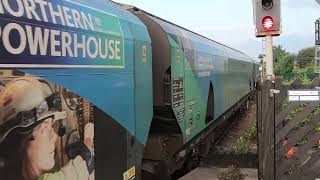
[0,0,259,180]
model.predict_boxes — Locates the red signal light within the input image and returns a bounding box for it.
[262,16,275,31]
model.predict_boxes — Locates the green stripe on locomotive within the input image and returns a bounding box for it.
[126,6,254,144]
[157,25,254,143]
[169,35,207,142]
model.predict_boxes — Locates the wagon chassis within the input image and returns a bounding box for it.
[142,91,255,179]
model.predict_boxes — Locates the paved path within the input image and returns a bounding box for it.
[179,167,258,180]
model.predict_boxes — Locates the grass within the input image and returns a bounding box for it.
[297,106,320,127]
[282,100,289,108]
[301,76,312,85]
[284,103,306,125]
[235,122,257,153]
[285,105,320,146]
[282,79,294,85]
[315,123,320,132]
[217,165,246,180]
[282,73,314,85]
[296,137,308,146]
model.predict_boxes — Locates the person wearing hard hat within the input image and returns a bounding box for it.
[0,77,94,180]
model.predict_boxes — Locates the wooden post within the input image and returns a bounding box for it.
[257,80,275,180]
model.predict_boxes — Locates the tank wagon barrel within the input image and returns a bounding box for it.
[121,4,257,179]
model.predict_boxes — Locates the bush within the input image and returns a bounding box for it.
[235,123,257,153]
[281,67,317,84]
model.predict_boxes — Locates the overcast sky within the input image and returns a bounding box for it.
[114,0,320,59]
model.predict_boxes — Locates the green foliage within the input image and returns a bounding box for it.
[282,100,289,108]
[296,47,315,68]
[315,123,320,132]
[296,106,320,128]
[284,104,306,125]
[275,54,296,76]
[286,106,320,137]
[273,45,289,63]
[273,45,291,76]
[235,123,257,153]
[273,46,317,81]
[218,165,246,180]
[296,137,308,146]
[282,67,317,84]
[282,79,294,85]
[301,75,312,85]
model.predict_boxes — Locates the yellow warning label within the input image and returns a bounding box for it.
[123,166,136,180]
[177,49,181,61]
[142,46,147,64]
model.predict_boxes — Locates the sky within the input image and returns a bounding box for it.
[114,0,320,59]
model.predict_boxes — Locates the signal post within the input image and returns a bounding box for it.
[253,0,281,180]
[254,0,281,80]
[315,19,320,73]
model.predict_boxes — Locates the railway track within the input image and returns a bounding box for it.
[200,99,258,169]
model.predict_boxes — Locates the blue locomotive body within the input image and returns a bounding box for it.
[0,1,259,180]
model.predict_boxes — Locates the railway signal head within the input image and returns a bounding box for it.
[254,0,282,37]
[316,19,320,45]
[262,0,273,9]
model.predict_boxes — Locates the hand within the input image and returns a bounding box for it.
[84,123,94,153]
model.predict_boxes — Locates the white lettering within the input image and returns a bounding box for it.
[98,38,108,59]
[3,0,24,17]
[50,29,61,56]
[0,1,4,14]
[61,31,73,57]
[74,34,86,58]
[3,23,26,54]
[81,12,94,31]
[108,40,115,59]
[71,9,84,29]
[23,0,41,21]
[48,3,66,25]
[62,6,74,27]
[115,40,121,60]
[86,36,98,58]
[26,25,49,55]
[34,0,48,22]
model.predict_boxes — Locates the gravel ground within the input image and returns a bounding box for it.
[215,101,257,154]
[179,167,258,180]
[179,100,258,180]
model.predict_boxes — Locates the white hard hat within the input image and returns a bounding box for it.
[0,77,66,143]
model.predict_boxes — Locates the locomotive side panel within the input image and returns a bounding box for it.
[148,16,254,141]
[0,1,153,180]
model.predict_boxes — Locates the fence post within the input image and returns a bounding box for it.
[257,80,276,180]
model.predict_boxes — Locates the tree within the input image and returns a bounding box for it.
[273,45,290,76]
[273,45,289,63]
[296,47,315,68]
[275,54,296,76]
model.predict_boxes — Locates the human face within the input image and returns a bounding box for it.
[26,118,58,171]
